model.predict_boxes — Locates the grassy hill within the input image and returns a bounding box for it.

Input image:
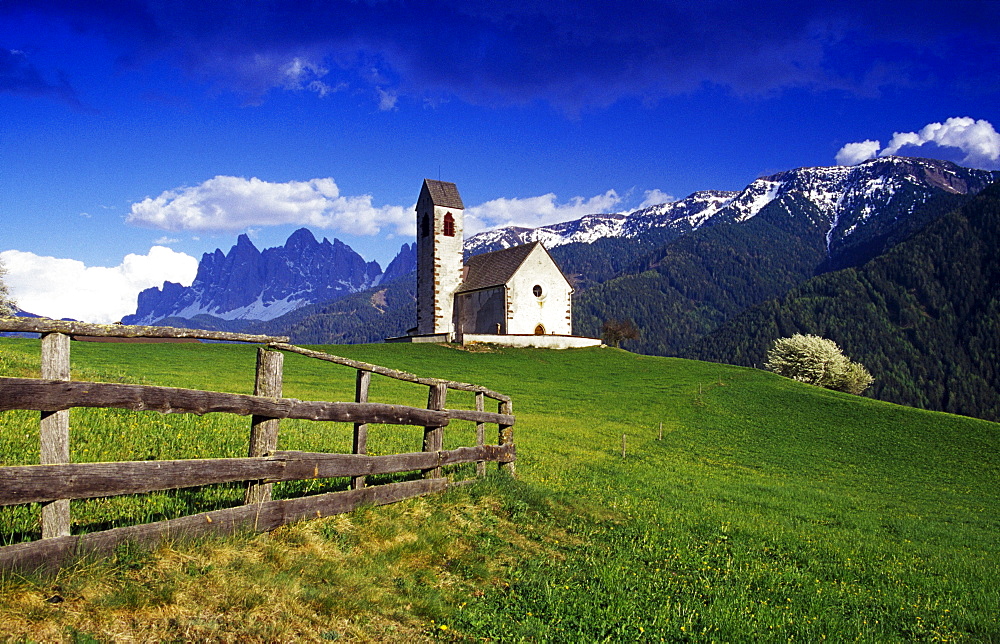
[0,339,998,641]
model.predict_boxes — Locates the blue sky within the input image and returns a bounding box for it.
[2,0,999,322]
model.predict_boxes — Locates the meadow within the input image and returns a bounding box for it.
[0,337,997,641]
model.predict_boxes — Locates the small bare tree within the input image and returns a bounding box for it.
[602,318,640,349]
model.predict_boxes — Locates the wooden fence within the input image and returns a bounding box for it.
[0,318,514,573]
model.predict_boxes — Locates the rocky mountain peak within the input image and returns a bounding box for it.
[123,230,416,325]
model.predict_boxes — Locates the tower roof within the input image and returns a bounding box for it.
[421,179,464,209]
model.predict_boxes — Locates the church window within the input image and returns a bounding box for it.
[443,213,455,237]
[534,324,546,335]
[533,284,543,297]
[421,214,430,238]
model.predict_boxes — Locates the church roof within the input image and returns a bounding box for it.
[457,241,550,293]
[421,179,464,209]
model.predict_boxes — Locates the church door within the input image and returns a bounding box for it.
[534,324,545,335]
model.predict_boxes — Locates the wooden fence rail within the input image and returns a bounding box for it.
[0,319,516,574]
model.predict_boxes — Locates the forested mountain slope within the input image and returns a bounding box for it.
[685,183,1000,421]
[247,273,416,344]
[572,161,990,358]
[572,193,832,354]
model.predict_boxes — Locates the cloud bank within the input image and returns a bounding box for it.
[129,175,632,238]
[0,246,198,324]
[5,1,999,111]
[465,191,623,235]
[836,118,1000,169]
[128,176,411,236]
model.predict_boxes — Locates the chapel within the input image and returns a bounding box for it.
[400,179,600,349]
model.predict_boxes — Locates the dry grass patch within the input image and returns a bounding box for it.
[0,476,575,642]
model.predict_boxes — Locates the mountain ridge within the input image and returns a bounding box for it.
[123,231,415,326]
[466,157,999,258]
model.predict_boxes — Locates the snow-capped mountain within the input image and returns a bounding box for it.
[716,156,999,253]
[465,157,1000,257]
[465,190,735,256]
[124,230,416,325]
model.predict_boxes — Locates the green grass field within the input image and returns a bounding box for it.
[0,338,998,641]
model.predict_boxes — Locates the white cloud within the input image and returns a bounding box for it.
[0,247,198,324]
[464,190,623,235]
[836,118,1000,169]
[881,117,1000,169]
[836,139,881,166]
[127,176,412,236]
[377,88,398,111]
[637,189,676,209]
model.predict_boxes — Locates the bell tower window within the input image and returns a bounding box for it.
[443,212,455,237]
[421,214,430,238]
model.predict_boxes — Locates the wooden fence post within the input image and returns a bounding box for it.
[422,383,447,479]
[245,347,283,504]
[40,332,71,539]
[351,369,371,490]
[475,392,486,477]
[498,399,514,476]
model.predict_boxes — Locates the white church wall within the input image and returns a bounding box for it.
[504,245,573,335]
[462,334,601,349]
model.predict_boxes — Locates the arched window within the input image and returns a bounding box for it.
[420,214,430,238]
[443,212,455,237]
[534,324,545,335]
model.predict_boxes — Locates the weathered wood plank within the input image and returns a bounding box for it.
[0,478,449,574]
[499,399,515,476]
[475,392,486,477]
[270,342,511,402]
[40,332,71,539]
[0,445,515,505]
[246,348,284,505]
[0,378,449,427]
[275,444,515,478]
[351,369,371,490]
[438,444,514,465]
[444,408,515,425]
[0,458,287,505]
[0,318,287,344]
[423,383,447,479]
[276,450,437,480]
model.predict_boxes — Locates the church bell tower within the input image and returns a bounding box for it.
[416,179,465,336]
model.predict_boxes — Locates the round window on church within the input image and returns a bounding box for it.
[533,284,543,298]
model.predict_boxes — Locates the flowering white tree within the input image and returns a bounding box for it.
[0,257,15,317]
[765,334,873,395]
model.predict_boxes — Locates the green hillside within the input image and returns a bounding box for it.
[688,183,1000,422]
[1,340,998,640]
